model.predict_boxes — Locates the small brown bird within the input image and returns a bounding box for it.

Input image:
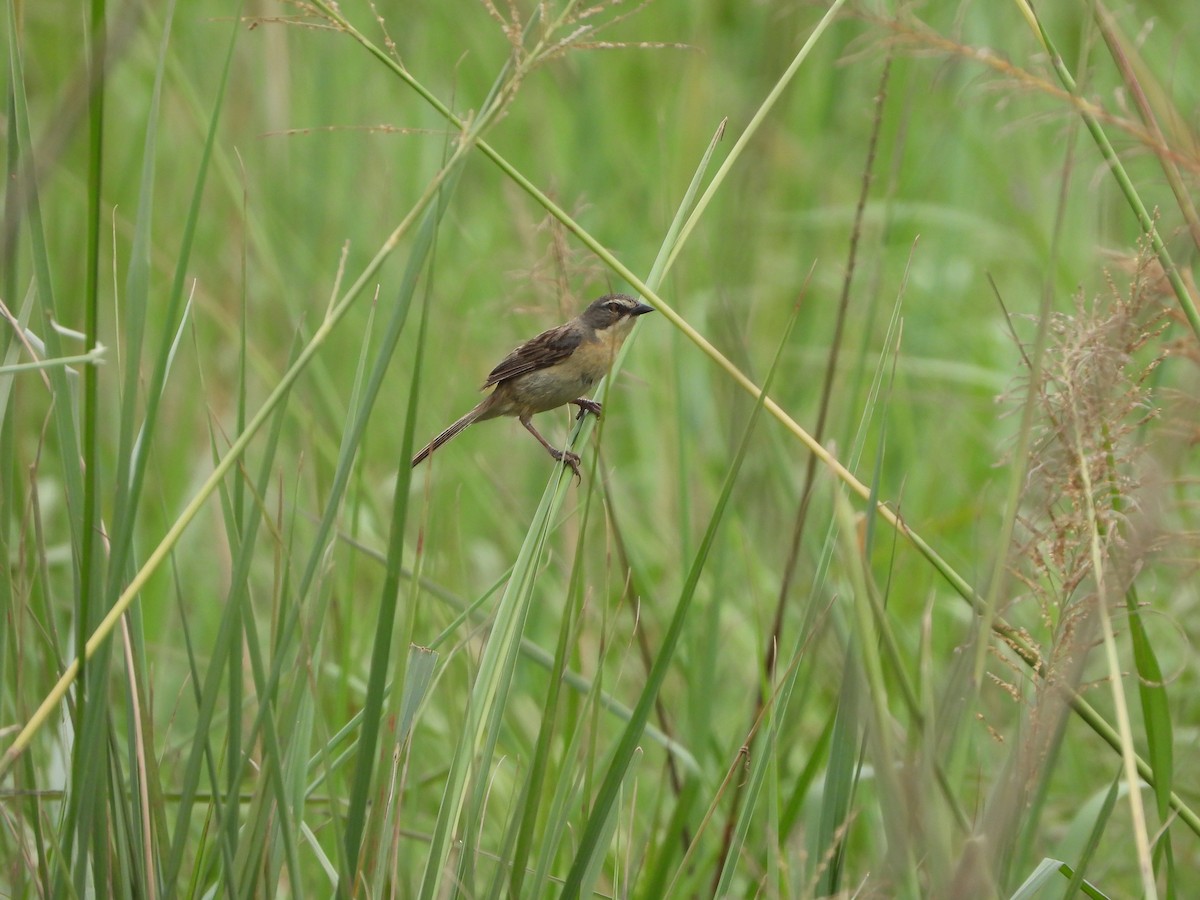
[412,293,654,478]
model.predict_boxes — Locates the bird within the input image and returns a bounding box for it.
[411,293,654,478]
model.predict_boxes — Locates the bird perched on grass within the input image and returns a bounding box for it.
[411,293,654,478]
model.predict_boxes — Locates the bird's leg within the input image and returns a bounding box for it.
[571,398,603,421]
[520,416,582,480]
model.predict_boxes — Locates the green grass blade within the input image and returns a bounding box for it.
[76,0,106,771]
[4,0,87,667]
[504,520,593,898]
[339,183,454,892]
[706,304,807,896]
[561,289,799,898]
[1125,583,1175,877]
[812,645,862,896]
[416,484,562,897]
[1064,771,1121,900]
[1009,858,1111,900]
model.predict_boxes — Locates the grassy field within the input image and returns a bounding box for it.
[3,0,1199,896]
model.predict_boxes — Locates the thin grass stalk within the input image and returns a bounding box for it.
[416,485,560,898]
[164,522,238,897]
[1,64,16,313]
[837,488,924,895]
[232,582,305,894]
[228,148,251,891]
[280,692,318,891]
[372,647,439,889]
[1124,581,1176,879]
[1100,323,1177,881]
[339,185,453,893]
[813,661,861,897]
[863,334,973,840]
[193,326,253,890]
[1012,0,1200,343]
[561,294,799,900]
[1010,858,1110,899]
[717,48,892,881]
[106,741,134,893]
[1064,770,1121,900]
[595,469,688,803]
[17,747,57,896]
[0,345,106,375]
[1068,403,1155,898]
[114,0,175,444]
[637,776,699,898]
[120,618,155,899]
[707,450,825,899]
[5,0,87,706]
[778,706,836,840]
[77,0,106,751]
[233,539,324,893]
[1093,2,1200,256]
[460,598,539,895]
[525,678,602,896]
[661,0,850,276]
[162,463,280,893]
[796,294,904,896]
[503,521,591,898]
[60,0,111,888]
[0,402,19,879]
[311,293,378,881]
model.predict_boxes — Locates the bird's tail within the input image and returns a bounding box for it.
[411,404,486,468]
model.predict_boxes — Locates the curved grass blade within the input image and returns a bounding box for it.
[1009,858,1110,900]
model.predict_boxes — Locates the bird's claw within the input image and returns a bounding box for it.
[572,398,603,421]
[552,448,583,482]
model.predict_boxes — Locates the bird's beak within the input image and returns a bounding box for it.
[631,302,655,317]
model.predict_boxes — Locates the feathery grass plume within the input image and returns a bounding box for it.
[967,239,1170,893]
[1011,241,1167,638]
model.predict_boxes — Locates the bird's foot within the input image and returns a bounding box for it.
[551,448,583,482]
[572,398,603,421]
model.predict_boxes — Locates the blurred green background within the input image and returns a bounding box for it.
[4,0,1198,896]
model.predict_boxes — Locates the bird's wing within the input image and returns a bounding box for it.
[481,322,584,388]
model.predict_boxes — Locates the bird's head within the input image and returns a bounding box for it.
[579,293,655,333]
